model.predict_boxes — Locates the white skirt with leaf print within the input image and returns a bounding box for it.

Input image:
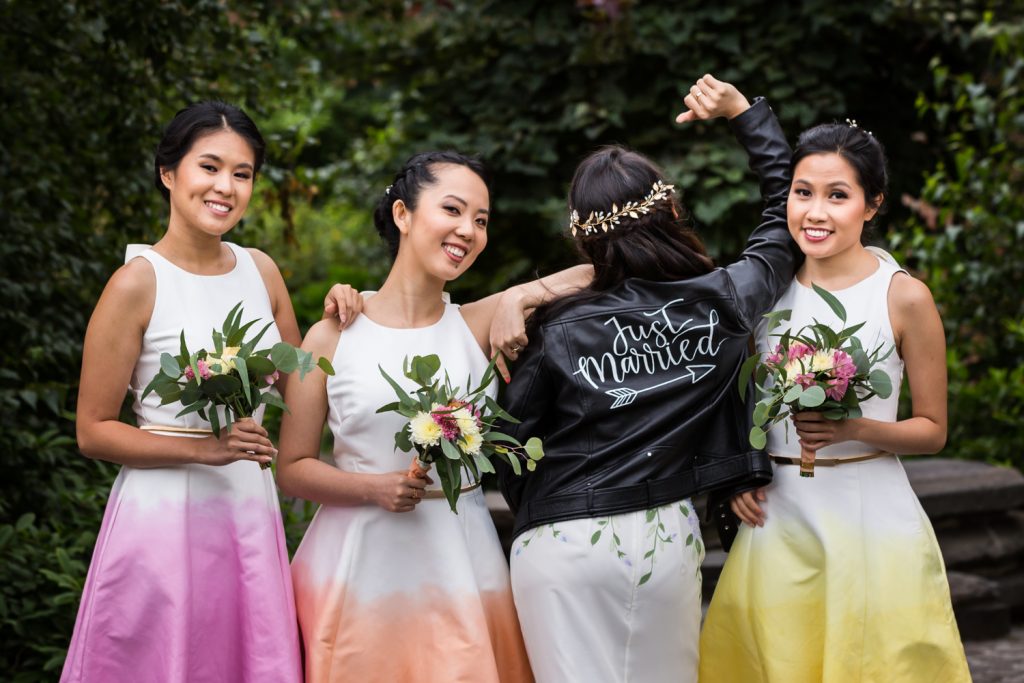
[510,499,705,683]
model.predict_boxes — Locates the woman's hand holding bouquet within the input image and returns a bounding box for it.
[739,285,894,477]
[143,302,334,469]
[378,354,543,512]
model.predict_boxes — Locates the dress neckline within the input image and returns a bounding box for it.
[146,243,240,278]
[359,303,451,331]
[793,254,882,295]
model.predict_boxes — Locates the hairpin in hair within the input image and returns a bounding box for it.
[569,180,675,237]
[385,185,392,195]
[845,118,874,137]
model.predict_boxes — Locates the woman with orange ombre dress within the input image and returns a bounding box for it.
[276,151,589,682]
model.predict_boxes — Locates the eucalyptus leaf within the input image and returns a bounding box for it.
[239,321,274,357]
[271,342,299,372]
[261,391,289,413]
[436,457,461,513]
[749,426,767,449]
[753,400,772,426]
[440,437,462,461]
[811,283,847,322]
[160,353,180,378]
[395,428,413,452]
[245,355,275,377]
[868,370,893,398]
[317,356,336,376]
[799,385,827,407]
[234,356,251,406]
[474,453,496,474]
[736,353,761,401]
[221,301,243,338]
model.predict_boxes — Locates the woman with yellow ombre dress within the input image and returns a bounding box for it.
[698,122,971,682]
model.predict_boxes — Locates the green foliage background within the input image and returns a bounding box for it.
[0,0,1020,677]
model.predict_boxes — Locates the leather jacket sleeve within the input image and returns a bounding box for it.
[495,334,550,516]
[723,97,801,332]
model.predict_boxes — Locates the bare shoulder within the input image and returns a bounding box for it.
[888,271,937,315]
[246,247,283,279]
[887,271,942,347]
[91,257,156,335]
[302,318,343,357]
[104,257,156,310]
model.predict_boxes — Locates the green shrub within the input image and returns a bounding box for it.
[891,15,1024,469]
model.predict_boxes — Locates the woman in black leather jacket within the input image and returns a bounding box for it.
[496,76,799,683]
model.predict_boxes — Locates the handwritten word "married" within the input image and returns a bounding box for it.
[573,299,724,390]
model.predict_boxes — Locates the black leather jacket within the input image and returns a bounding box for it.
[498,98,797,538]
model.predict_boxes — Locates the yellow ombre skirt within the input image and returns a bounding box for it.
[699,456,971,683]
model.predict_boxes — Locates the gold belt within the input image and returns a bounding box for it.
[421,482,482,499]
[140,424,213,435]
[770,450,891,467]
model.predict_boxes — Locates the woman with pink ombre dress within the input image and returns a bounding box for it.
[62,102,359,683]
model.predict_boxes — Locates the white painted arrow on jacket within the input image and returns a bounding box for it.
[604,364,716,409]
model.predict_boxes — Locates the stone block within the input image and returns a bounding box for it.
[947,572,1012,641]
[903,458,1024,519]
[994,572,1024,616]
[935,511,1024,568]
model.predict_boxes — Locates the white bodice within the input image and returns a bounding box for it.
[755,248,906,458]
[128,243,280,430]
[325,301,495,488]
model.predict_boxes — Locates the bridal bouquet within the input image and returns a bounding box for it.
[377,354,544,512]
[738,285,893,477]
[142,302,334,468]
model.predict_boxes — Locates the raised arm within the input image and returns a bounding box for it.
[717,95,801,331]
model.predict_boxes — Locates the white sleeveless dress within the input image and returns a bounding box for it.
[290,302,532,683]
[62,243,302,683]
[700,250,970,682]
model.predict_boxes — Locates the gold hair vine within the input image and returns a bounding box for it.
[569,180,675,237]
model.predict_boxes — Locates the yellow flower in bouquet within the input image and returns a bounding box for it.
[459,430,483,456]
[377,354,544,513]
[410,409,443,447]
[207,346,241,375]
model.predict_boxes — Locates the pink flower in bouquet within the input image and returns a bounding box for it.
[794,372,817,389]
[766,344,784,365]
[825,350,858,400]
[432,401,464,441]
[788,342,813,361]
[183,359,212,381]
[832,350,856,379]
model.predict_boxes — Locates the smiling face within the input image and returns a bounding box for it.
[160,128,256,238]
[787,152,880,261]
[393,163,490,281]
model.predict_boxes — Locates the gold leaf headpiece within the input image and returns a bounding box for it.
[569,180,675,237]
